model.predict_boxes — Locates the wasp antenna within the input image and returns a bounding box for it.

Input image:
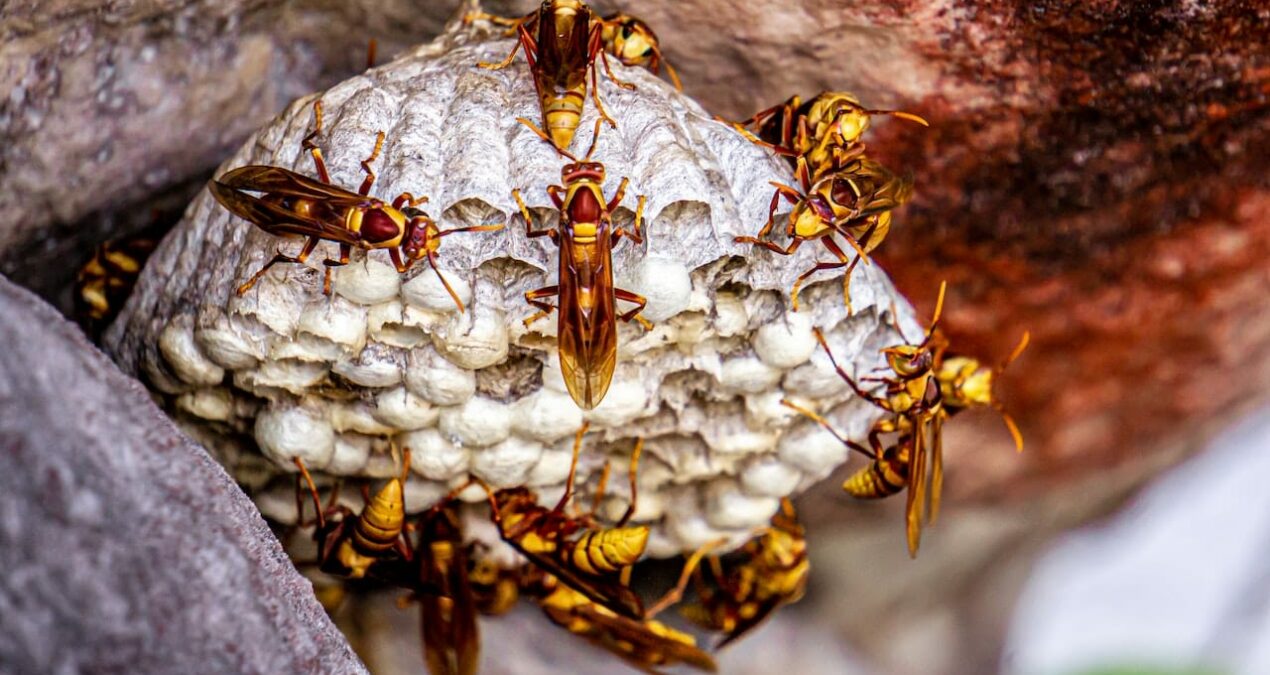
[616,437,643,527]
[866,108,930,127]
[582,117,605,161]
[997,406,1025,453]
[923,280,948,344]
[1003,331,1031,369]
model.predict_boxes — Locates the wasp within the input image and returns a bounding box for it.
[934,331,1031,451]
[472,0,632,151]
[481,422,650,619]
[74,235,157,335]
[735,154,912,312]
[412,500,480,675]
[784,282,948,556]
[532,577,718,673]
[294,448,413,580]
[209,100,502,309]
[680,499,809,647]
[513,120,651,410]
[729,91,927,179]
[598,12,682,90]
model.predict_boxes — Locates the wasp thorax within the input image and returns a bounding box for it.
[886,346,931,377]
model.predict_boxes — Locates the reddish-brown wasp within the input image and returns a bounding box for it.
[513,119,651,410]
[209,100,502,310]
[471,0,632,151]
[599,12,682,90]
[735,155,912,312]
[294,448,413,580]
[413,500,480,675]
[729,91,927,179]
[681,499,809,647]
[482,423,649,619]
[75,235,158,335]
[784,282,949,556]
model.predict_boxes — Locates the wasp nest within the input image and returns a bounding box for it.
[105,21,922,558]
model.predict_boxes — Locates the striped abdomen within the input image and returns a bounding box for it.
[842,441,910,499]
[567,526,650,575]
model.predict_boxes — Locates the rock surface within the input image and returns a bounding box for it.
[0,276,365,675]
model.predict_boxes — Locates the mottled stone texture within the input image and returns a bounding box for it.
[0,276,365,674]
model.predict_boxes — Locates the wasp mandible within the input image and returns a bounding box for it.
[209,100,502,310]
[513,119,651,410]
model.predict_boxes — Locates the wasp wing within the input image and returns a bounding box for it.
[418,505,480,675]
[544,597,718,674]
[508,540,645,620]
[208,178,362,245]
[905,423,928,558]
[556,234,619,410]
[217,165,370,205]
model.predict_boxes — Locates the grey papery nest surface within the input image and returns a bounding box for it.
[106,22,922,558]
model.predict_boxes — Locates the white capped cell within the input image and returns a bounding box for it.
[195,325,261,369]
[255,407,336,469]
[744,390,797,429]
[623,255,692,323]
[175,389,233,422]
[439,396,512,447]
[777,418,851,475]
[402,267,473,313]
[583,378,648,427]
[717,355,782,395]
[512,388,584,444]
[373,387,439,430]
[159,317,225,386]
[705,482,781,531]
[432,306,509,370]
[234,360,329,396]
[403,477,450,513]
[296,298,368,351]
[400,428,469,481]
[367,300,428,348]
[332,346,402,388]
[327,433,372,475]
[331,257,401,305]
[471,436,544,488]
[739,458,803,498]
[753,311,816,369]
[405,347,477,406]
[712,292,749,338]
[783,345,851,398]
[329,403,396,436]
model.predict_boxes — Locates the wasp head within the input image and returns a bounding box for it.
[611,17,657,65]
[883,344,933,378]
[828,104,871,146]
[942,356,994,408]
[400,212,436,261]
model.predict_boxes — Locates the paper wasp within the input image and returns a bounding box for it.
[681,499,809,647]
[734,154,912,312]
[482,423,650,619]
[413,500,480,675]
[599,12,682,90]
[209,100,502,309]
[783,282,948,556]
[935,331,1031,452]
[513,119,651,410]
[534,579,718,673]
[75,235,157,335]
[471,0,632,151]
[294,448,412,580]
[728,91,927,179]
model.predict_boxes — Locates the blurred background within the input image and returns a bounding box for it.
[1,1,1266,674]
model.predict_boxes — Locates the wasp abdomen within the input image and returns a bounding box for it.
[569,526,649,574]
[842,456,907,499]
[352,478,405,552]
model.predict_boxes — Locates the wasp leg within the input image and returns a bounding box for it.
[644,539,726,619]
[523,285,559,326]
[789,236,857,313]
[614,438,643,527]
[514,189,560,243]
[607,177,630,213]
[322,243,353,295]
[301,101,332,184]
[595,28,636,91]
[358,131,386,196]
[552,422,590,513]
[391,192,429,209]
[237,236,321,295]
[615,288,651,330]
[612,194,645,244]
[464,10,522,33]
[811,327,890,409]
[587,24,622,128]
[479,21,535,70]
